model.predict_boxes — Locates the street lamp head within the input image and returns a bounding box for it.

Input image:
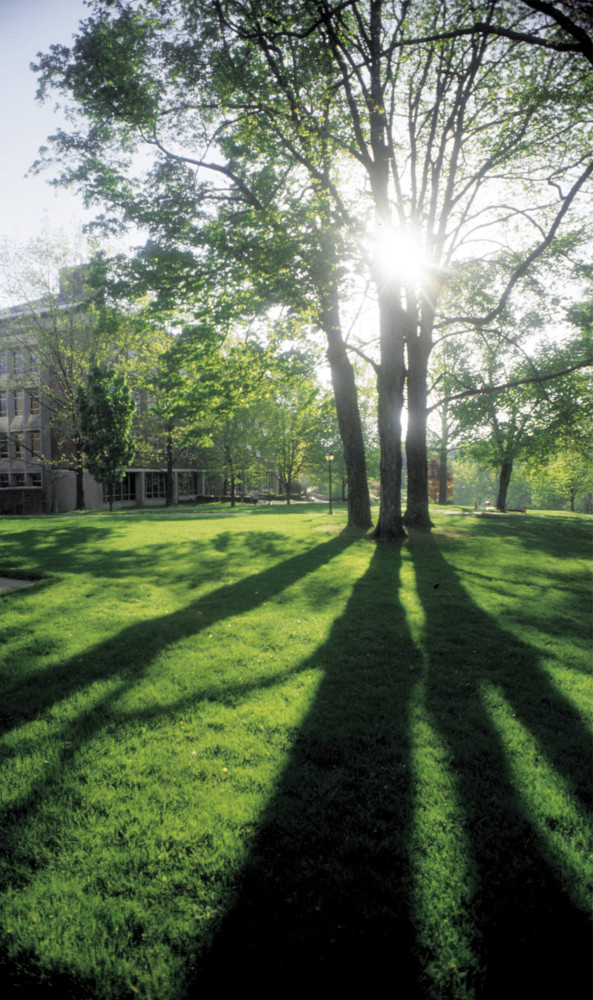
[325,452,334,462]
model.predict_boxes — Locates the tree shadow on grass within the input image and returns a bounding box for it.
[410,532,591,999]
[0,529,363,995]
[0,528,360,734]
[191,544,424,994]
[0,518,323,589]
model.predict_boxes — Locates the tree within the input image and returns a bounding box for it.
[427,337,470,505]
[78,364,136,511]
[449,305,592,509]
[259,380,326,503]
[525,442,592,510]
[33,0,593,538]
[133,339,204,506]
[427,455,454,504]
[32,5,373,531]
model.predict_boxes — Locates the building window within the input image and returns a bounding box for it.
[13,391,23,416]
[14,434,25,459]
[0,352,6,376]
[29,472,42,488]
[0,433,7,459]
[13,351,23,375]
[0,474,9,488]
[12,473,25,487]
[102,472,136,504]
[31,431,41,457]
[28,391,40,415]
[177,471,198,497]
[145,471,166,499]
[0,392,6,417]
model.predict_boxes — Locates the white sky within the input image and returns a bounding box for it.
[0,0,93,243]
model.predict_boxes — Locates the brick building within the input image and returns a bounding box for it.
[0,269,208,514]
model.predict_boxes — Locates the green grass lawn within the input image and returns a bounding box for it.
[0,504,591,998]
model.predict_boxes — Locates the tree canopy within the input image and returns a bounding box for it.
[32,1,593,533]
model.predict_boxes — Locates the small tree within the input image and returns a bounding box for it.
[78,365,136,511]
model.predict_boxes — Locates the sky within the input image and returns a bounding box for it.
[0,0,94,244]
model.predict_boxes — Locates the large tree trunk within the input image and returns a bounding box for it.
[372,367,406,541]
[405,318,433,530]
[371,287,406,542]
[496,460,513,511]
[321,284,372,531]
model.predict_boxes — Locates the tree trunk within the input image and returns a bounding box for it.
[371,284,406,542]
[165,431,174,506]
[75,466,85,511]
[496,460,513,511]
[438,446,449,505]
[226,449,236,508]
[372,364,406,541]
[74,439,85,510]
[108,481,114,513]
[321,284,372,531]
[438,404,450,505]
[405,332,433,530]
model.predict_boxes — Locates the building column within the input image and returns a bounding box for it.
[136,470,145,507]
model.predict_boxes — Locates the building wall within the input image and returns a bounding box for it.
[0,276,211,515]
[0,339,46,501]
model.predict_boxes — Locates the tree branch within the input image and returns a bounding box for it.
[428,356,593,412]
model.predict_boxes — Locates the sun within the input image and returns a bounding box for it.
[371,224,428,287]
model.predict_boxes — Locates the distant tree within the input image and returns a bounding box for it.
[427,457,453,504]
[525,444,593,511]
[262,381,325,504]
[451,321,592,510]
[78,364,136,511]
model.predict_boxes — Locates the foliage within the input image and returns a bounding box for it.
[77,364,136,509]
[31,1,593,536]
[525,446,593,511]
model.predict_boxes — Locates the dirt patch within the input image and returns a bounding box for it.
[0,577,36,594]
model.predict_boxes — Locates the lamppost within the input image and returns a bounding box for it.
[325,451,334,514]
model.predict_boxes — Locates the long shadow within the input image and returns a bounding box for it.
[410,533,592,998]
[191,544,424,994]
[0,530,354,735]
[0,518,324,591]
[0,530,363,995]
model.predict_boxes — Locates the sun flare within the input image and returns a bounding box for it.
[371,225,428,286]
